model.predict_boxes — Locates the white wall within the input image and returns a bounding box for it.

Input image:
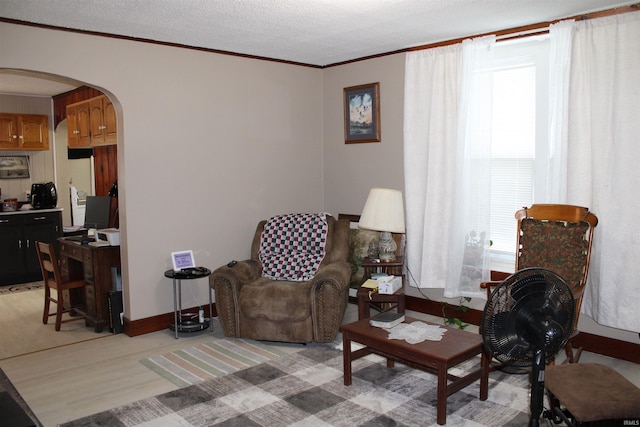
[54,120,93,227]
[1,22,324,320]
[322,54,406,216]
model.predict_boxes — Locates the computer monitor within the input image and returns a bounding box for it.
[84,196,111,229]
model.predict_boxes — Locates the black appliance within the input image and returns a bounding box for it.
[67,147,94,159]
[30,182,58,209]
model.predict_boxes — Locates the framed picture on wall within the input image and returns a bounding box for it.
[343,82,381,143]
[0,156,30,179]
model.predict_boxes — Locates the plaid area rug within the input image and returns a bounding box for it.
[63,346,530,426]
[139,338,302,387]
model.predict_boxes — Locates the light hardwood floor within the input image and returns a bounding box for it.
[0,289,638,427]
[0,288,111,360]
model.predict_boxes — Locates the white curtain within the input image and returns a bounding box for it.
[404,44,463,293]
[404,37,494,298]
[545,20,574,201]
[404,12,640,331]
[567,12,640,332]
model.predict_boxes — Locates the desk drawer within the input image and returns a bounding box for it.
[83,253,93,280]
[60,243,94,280]
[85,284,96,316]
[60,243,81,259]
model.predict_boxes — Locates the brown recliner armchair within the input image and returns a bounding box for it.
[210,214,351,343]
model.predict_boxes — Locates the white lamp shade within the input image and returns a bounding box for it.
[359,188,405,233]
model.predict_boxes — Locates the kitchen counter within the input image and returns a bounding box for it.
[0,207,63,216]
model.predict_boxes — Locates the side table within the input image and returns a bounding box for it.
[356,276,405,320]
[164,267,212,339]
[361,256,404,277]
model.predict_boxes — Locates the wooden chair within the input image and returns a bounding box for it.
[481,204,598,363]
[36,241,87,331]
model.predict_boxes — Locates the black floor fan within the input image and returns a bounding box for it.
[481,268,575,427]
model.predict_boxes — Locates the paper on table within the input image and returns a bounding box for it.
[387,321,447,344]
[361,279,378,289]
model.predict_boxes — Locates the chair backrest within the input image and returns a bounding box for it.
[515,204,598,315]
[36,241,63,290]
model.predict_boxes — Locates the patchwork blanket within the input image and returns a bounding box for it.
[259,213,328,281]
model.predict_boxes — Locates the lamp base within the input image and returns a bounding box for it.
[378,231,397,262]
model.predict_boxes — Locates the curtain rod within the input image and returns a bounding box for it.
[399,3,639,55]
[496,27,550,41]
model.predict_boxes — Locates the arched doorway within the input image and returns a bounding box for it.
[0,69,123,357]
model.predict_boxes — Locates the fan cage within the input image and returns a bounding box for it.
[482,268,575,367]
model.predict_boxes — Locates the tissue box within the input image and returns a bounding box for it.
[377,276,402,294]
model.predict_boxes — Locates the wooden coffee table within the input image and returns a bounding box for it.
[341,316,489,425]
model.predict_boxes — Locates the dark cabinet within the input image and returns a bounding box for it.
[0,216,25,279]
[0,210,62,285]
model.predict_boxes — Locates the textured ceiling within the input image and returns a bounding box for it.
[0,0,638,95]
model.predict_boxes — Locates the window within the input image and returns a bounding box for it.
[488,38,550,272]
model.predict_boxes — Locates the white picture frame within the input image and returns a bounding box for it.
[171,250,196,271]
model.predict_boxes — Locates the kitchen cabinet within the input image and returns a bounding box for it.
[0,210,63,285]
[67,95,116,148]
[89,95,117,146]
[0,113,49,150]
[66,102,91,147]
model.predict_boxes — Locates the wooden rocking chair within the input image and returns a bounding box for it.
[481,204,598,364]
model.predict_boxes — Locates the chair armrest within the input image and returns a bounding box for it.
[211,259,262,286]
[309,260,352,342]
[310,260,351,289]
[210,259,262,337]
[480,280,501,298]
[479,280,500,289]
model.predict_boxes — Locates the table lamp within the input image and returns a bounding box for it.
[358,188,405,262]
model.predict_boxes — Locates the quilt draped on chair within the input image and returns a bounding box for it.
[259,213,328,281]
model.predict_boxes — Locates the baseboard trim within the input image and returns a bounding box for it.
[406,295,484,326]
[405,294,640,364]
[123,296,638,364]
[123,305,217,337]
[571,331,640,364]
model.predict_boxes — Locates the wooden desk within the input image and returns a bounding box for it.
[58,238,121,333]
